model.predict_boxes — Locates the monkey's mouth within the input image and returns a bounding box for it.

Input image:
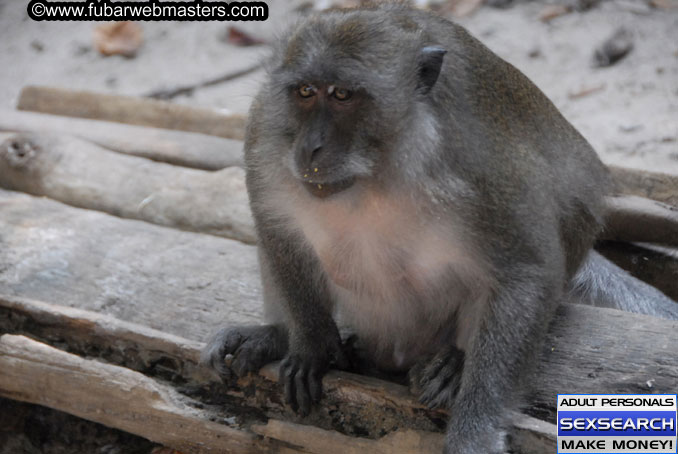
[302,176,355,199]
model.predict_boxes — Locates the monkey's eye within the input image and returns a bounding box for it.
[298,84,316,98]
[333,87,352,101]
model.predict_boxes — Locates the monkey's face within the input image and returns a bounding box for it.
[261,10,448,200]
[286,80,373,199]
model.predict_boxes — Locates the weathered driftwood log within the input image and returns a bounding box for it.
[0,132,255,244]
[602,195,678,246]
[17,85,247,141]
[603,167,678,251]
[0,334,272,454]
[0,110,243,170]
[610,165,678,207]
[596,194,678,300]
[0,191,676,425]
[0,303,554,454]
[0,188,262,338]
[532,303,678,420]
[252,413,556,454]
[0,295,451,442]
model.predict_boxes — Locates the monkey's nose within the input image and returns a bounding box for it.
[297,144,324,171]
[310,146,322,164]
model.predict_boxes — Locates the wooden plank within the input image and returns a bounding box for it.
[0,188,262,340]
[0,296,554,453]
[0,397,160,453]
[0,294,448,439]
[0,334,294,454]
[532,303,678,422]
[597,195,678,298]
[0,131,255,244]
[250,419,445,454]
[0,334,458,454]
[510,414,558,454]
[17,85,247,140]
[0,294,208,382]
[0,110,243,170]
[610,165,678,206]
[603,195,678,246]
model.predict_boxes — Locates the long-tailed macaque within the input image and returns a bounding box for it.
[203,3,678,452]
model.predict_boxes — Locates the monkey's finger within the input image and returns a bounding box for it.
[333,348,350,370]
[419,359,463,409]
[409,359,440,390]
[210,355,234,381]
[231,351,254,377]
[295,367,312,416]
[281,360,299,412]
[426,386,456,411]
[309,366,323,403]
[232,341,263,377]
[426,371,461,410]
[422,355,447,383]
[200,340,235,381]
[220,329,245,354]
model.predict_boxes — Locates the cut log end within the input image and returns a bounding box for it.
[0,132,42,171]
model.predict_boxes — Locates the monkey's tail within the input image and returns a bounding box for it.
[569,250,678,321]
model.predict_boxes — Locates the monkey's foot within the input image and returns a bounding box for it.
[201,324,288,381]
[409,345,465,410]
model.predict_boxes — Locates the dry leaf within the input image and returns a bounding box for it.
[226,26,266,47]
[94,21,143,58]
[539,5,572,22]
[650,0,678,8]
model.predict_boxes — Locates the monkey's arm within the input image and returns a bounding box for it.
[256,222,347,415]
[445,268,559,454]
[202,223,346,414]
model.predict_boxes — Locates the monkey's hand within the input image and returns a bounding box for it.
[280,330,348,416]
[201,324,288,381]
[409,345,465,410]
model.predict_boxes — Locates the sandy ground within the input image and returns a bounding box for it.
[0,0,676,174]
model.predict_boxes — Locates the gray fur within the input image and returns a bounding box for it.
[571,250,678,320]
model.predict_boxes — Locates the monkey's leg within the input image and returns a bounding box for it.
[569,250,678,320]
[444,271,558,454]
[201,324,288,380]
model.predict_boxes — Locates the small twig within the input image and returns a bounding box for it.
[567,83,606,99]
[145,62,262,100]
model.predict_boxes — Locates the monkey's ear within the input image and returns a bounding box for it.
[417,46,447,94]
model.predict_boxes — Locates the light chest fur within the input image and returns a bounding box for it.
[279,186,491,369]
